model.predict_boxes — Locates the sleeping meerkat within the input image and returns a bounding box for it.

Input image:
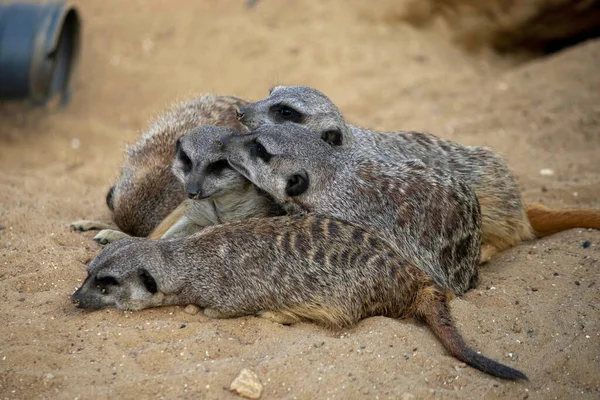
[148,125,284,240]
[71,214,526,381]
[71,94,249,243]
[236,85,600,262]
[219,125,482,295]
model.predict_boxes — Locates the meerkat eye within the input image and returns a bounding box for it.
[270,104,304,123]
[249,139,272,163]
[95,275,119,294]
[177,147,192,174]
[139,269,158,294]
[206,159,230,175]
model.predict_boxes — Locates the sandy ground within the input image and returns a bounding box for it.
[1,1,599,399]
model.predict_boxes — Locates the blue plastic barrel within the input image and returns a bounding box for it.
[0,2,81,106]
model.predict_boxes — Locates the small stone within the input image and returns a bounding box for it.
[180,324,186,329]
[230,368,263,399]
[582,241,591,249]
[531,287,538,292]
[539,168,554,176]
[314,341,325,348]
[183,304,200,315]
[575,281,580,286]
[45,373,55,379]
[553,272,559,276]
[540,186,548,193]
[526,328,534,334]
[0,225,5,230]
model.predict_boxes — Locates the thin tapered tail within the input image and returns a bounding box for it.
[417,288,528,380]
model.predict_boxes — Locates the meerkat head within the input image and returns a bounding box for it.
[220,124,339,210]
[236,86,352,147]
[172,126,251,200]
[71,238,174,311]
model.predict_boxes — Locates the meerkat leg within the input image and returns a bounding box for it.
[479,243,500,264]
[70,220,117,232]
[203,308,247,319]
[255,310,298,325]
[158,215,204,240]
[93,229,131,245]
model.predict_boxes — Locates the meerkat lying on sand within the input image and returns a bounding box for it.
[236,85,600,262]
[218,125,481,295]
[71,214,526,380]
[70,94,248,243]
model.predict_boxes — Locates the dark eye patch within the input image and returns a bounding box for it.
[249,139,272,163]
[206,159,230,175]
[269,104,304,123]
[139,269,158,294]
[95,276,118,287]
[177,147,192,174]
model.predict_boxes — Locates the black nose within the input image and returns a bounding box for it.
[235,108,245,121]
[186,182,202,199]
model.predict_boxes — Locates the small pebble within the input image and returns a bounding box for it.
[582,241,591,249]
[180,324,186,329]
[531,287,538,292]
[0,224,5,230]
[575,281,580,286]
[539,168,554,176]
[183,304,200,315]
[553,272,559,276]
[230,368,263,399]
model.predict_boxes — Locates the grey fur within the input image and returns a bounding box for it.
[161,125,285,239]
[71,215,526,380]
[71,94,249,240]
[220,125,482,295]
[237,86,535,261]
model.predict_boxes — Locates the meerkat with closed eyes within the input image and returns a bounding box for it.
[220,124,482,296]
[152,125,284,240]
[70,94,250,244]
[71,214,527,380]
[236,85,600,262]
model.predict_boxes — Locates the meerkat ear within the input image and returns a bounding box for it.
[285,169,309,197]
[321,129,343,146]
[139,269,158,294]
[105,186,115,211]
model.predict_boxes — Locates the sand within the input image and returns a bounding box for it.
[1,1,599,399]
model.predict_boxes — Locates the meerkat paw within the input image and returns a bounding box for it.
[203,308,244,319]
[255,310,297,325]
[479,243,500,264]
[93,229,130,246]
[70,220,116,232]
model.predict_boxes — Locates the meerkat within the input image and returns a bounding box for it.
[236,85,600,262]
[148,125,284,240]
[70,94,249,243]
[219,125,482,295]
[71,214,526,380]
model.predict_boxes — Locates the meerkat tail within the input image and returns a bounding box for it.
[148,200,192,240]
[526,203,600,237]
[416,288,528,380]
